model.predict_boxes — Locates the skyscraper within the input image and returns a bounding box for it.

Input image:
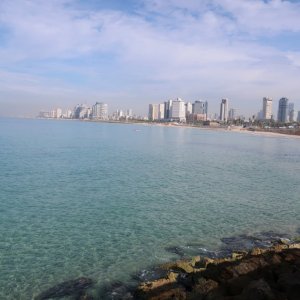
[170,98,186,122]
[158,103,165,120]
[193,101,208,120]
[297,111,300,122]
[262,97,272,120]
[185,102,192,118]
[164,100,172,120]
[73,104,90,119]
[92,102,108,119]
[220,98,228,122]
[148,104,159,121]
[228,108,237,121]
[277,98,289,123]
[288,103,294,122]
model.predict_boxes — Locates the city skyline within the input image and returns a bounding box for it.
[41,95,300,123]
[1,0,300,117]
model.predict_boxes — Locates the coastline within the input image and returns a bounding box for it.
[35,117,300,139]
[134,239,300,300]
[35,232,300,300]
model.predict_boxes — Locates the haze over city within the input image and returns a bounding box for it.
[1,0,300,118]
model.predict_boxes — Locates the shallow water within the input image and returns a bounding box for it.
[0,118,299,299]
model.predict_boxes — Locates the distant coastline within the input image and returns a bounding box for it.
[36,116,300,139]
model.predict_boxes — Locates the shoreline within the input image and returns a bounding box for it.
[34,117,300,139]
[35,232,300,300]
[134,239,300,300]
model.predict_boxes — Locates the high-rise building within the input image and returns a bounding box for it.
[148,104,159,121]
[92,102,108,119]
[158,103,165,120]
[297,111,300,122]
[170,98,186,122]
[185,102,192,118]
[288,103,294,122]
[73,104,90,119]
[164,100,173,120]
[220,98,228,122]
[262,97,272,120]
[228,108,237,121]
[193,101,208,120]
[277,98,289,123]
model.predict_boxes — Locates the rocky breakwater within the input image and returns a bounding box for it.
[134,240,300,300]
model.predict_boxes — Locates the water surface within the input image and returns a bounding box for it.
[0,118,299,299]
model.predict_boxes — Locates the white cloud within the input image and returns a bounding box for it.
[0,0,300,117]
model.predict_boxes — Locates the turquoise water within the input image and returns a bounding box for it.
[0,118,300,299]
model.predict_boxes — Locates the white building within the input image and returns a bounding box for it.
[65,109,72,118]
[73,104,90,119]
[220,98,228,122]
[92,102,108,119]
[158,104,165,120]
[56,108,62,119]
[148,104,159,121]
[171,98,186,122]
[262,97,272,120]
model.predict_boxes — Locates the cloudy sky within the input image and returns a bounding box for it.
[0,0,300,117]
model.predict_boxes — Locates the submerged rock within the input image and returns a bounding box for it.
[35,277,93,300]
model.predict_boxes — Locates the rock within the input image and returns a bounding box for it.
[250,247,266,256]
[134,241,300,300]
[271,244,288,252]
[165,246,185,258]
[288,243,300,249]
[35,277,93,300]
[161,259,195,274]
[231,251,247,260]
[277,271,300,292]
[193,278,219,295]
[167,272,179,282]
[278,238,291,245]
[241,279,274,300]
[227,257,268,277]
[190,256,201,267]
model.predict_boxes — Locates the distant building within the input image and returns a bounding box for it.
[185,102,192,118]
[277,98,289,122]
[92,102,108,119]
[39,111,50,118]
[148,104,159,121]
[73,104,90,119]
[297,111,300,122]
[220,98,228,122]
[228,108,237,121]
[126,109,133,118]
[257,110,264,121]
[288,103,294,122]
[170,98,186,122]
[65,109,72,118]
[164,100,173,120]
[262,97,272,120]
[193,101,208,120]
[158,103,165,120]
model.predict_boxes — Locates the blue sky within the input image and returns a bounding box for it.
[0,0,300,117]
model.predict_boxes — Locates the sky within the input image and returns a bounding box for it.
[0,0,300,117]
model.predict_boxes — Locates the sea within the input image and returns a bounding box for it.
[0,117,299,299]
